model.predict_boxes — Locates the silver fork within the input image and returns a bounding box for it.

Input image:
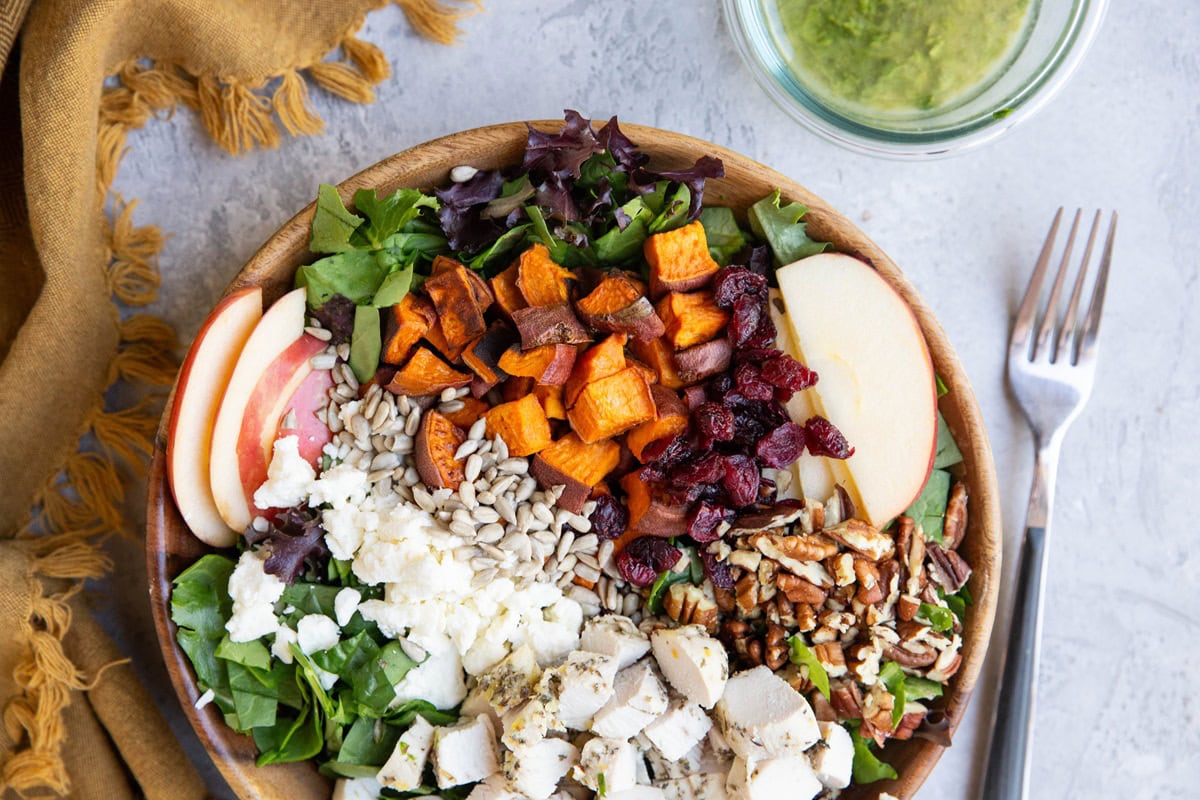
[983,208,1118,799]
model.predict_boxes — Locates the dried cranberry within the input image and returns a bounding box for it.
[707,372,734,398]
[805,416,856,459]
[734,363,775,401]
[762,354,818,392]
[695,403,735,442]
[733,347,783,364]
[672,452,726,486]
[701,550,735,590]
[713,266,768,308]
[625,536,682,572]
[756,422,807,468]
[615,549,658,587]
[648,434,695,471]
[587,494,629,541]
[687,502,734,543]
[741,311,777,349]
[729,294,762,349]
[722,454,761,508]
[744,244,773,276]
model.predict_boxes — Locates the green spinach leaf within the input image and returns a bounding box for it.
[934,412,963,469]
[788,637,831,698]
[904,468,952,543]
[311,184,365,254]
[846,724,898,783]
[699,206,748,266]
[349,305,381,384]
[353,188,438,249]
[918,602,955,632]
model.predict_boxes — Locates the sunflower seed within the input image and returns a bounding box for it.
[575,552,600,571]
[439,400,465,414]
[476,440,492,456]
[477,523,505,544]
[498,458,528,475]
[412,485,435,513]
[489,475,515,496]
[472,568,499,589]
[494,495,516,524]
[484,467,498,483]
[404,410,421,437]
[558,553,578,575]
[557,572,575,589]
[371,402,391,432]
[310,353,337,370]
[555,531,574,562]
[440,387,458,403]
[494,435,509,461]
[452,508,474,526]
[432,487,454,505]
[470,556,495,572]
[397,394,412,415]
[454,440,479,460]
[340,363,360,391]
[574,562,601,584]
[479,542,507,561]
[436,509,451,522]
[622,593,640,616]
[514,477,536,503]
[367,469,392,483]
[472,506,501,525]
[460,453,482,483]
[334,342,350,361]
[606,581,620,611]
[305,325,333,341]
[370,452,401,471]
[458,481,477,509]
[455,545,482,561]
[476,490,496,506]
[468,418,488,441]
[336,383,357,400]
[532,502,554,526]
[325,404,343,433]
[393,435,414,454]
[398,638,427,662]
[568,585,600,605]
[499,530,526,551]
[570,534,598,556]
[402,467,420,486]
[567,513,592,534]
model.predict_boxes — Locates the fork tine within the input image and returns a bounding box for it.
[1033,209,1082,360]
[1011,208,1063,359]
[1056,210,1102,362]
[1077,211,1118,362]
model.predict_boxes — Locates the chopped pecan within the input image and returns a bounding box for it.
[853,559,883,605]
[749,532,840,565]
[757,558,779,603]
[927,543,972,593]
[712,584,736,613]
[824,519,895,561]
[764,622,789,670]
[830,552,856,587]
[810,625,839,645]
[942,481,968,550]
[829,679,864,720]
[663,582,719,633]
[892,710,926,741]
[777,572,829,605]
[845,641,882,684]
[727,548,761,572]
[878,559,901,607]
[729,501,807,536]
[896,516,927,595]
[860,683,896,746]
[898,594,921,622]
[810,691,838,722]
[813,642,847,678]
[766,593,798,629]
[734,572,760,616]
[794,602,818,633]
[884,641,939,668]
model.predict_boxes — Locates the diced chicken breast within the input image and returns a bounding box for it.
[501,692,562,751]
[725,754,822,800]
[657,774,730,800]
[591,659,669,739]
[809,721,853,789]
[540,651,619,730]
[467,773,526,800]
[433,714,500,788]
[607,788,668,800]
[643,699,713,761]
[378,715,435,792]
[332,776,383,800]
[573,737,640,794]
[477,643,543,715]
[650,625,729,709]
[503,737,578,800]
[581,614,651,668]
[714,666,820,760]
[460,683,501,729]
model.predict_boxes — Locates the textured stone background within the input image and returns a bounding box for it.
[97,1,1199,797]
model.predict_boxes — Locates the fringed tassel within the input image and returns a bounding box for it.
[395,0,482,44]
[307,60,378,104]
[273,70,325,137]
[108,314,179,387]
[340,34,391,83]
[89,398,160,472]
[104,195,165,306]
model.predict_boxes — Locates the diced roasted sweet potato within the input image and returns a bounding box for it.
[626,386,689,461]
[441,395,489,429]
[462,323,515,386]
[424,318,467,363]
[564,334,627,408]
[489,264,528,320]
[498,344,577,386]
[629,336,685,390]
[626,356,658,387]
[484,394,552,457]
[674,337,733,385]
[567,366,657,443]
[575,272,665,342]
[530,433,621,513]
[620,471,687,537]
[424,259,492,348]
[500,376,535,404]
[386,346,473,396]
[644,220,721,298]
[512,303,592,349]
[656,290,729,350]
[432,255,494,309]
[516,243,574,306]
[534,384,568,420]
[414,410,466,489]
[382,293,436,366]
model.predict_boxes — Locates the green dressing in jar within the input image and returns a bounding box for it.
[770,0,1033,115]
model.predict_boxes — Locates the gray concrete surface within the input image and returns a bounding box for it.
[95,1,1200,797]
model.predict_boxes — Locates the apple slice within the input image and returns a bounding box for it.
[768,290,835,503]
[209,288,325,535]
[776,253,937,527]
[167,287,263,547]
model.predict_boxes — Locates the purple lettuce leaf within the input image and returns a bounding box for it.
[248,506,330,585]
[312,294,356,344]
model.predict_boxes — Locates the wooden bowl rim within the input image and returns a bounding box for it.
[147,120,1001,800]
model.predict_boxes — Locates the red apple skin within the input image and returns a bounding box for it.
[276,366,335,466]
[166,287,263,547]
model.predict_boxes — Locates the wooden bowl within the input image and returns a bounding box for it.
[147,121,1001,799]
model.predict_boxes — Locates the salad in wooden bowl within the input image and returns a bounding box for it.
[147,113,1000,800]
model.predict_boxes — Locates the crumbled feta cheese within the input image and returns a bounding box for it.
[253,435,315,510]
[296,614,340,655]
[334,587,362,627]
[714,666,820,760]
[314,664,339,691]
[650,625,728,709]
[379,715,435,792]
[808,721,853,790]
[643,699,713,761]
[591,658,668,739]
[476,643,542,715]
[580,614,651,668]
[193,688,215,710]
[656,774,729,800]
[271,625,297,664]
[225,550,285,643]
[308,462,369,509]
[725,754,822,800]
[332,776,384,800]
[391,633,467,710]
[540,651,619,730]
[573,737,639,794]
[433,714,500,788]
[503,737,577,800]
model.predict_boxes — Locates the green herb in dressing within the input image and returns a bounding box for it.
[772,0,1032,114]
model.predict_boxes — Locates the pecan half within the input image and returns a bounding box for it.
[884,641,939,668]
[777,572,829,605]
[942,481,968,550]
[829,679,864,720]
[813,642,848,678]
[824,519,896,561]
[927,544,972,593]
[750,532,840,564]
[892,710,926,741]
